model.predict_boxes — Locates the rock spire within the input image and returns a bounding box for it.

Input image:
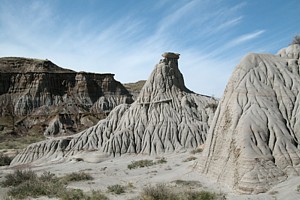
[11,52,217,165]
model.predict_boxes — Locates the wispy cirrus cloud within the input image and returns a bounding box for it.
[227,30,266,47]
[1,0,297,97]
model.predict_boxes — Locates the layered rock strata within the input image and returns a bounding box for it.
[11,52,217,165]
[0,57,133,136]
[201,44,300,194]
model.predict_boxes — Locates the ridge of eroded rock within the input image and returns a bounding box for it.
[201,48,300,194]
[0,57,133,137]
[11,52,218,165]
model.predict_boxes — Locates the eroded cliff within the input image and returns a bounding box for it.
[0,57,133,138]
[11,52,218,165]
[200,44,300,194]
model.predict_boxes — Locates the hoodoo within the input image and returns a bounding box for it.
[11,52,217,165]
[200,44,300,194]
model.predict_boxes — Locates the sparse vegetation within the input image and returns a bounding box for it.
[184,190,217,200]
[191,148,203,154]
[183,156,197,162]
[2,170,64,199]
[140,184,177,200]
[0,153,13,166]
[0,128,45,150]
[297,185,300,192]
[156,157,167,164]
[140,184,217,200]
[59,189,109,200]
[173,180,202,187]
[291,35,300,45]
[59,189,86,200]
[61,171,93,183]
[128,158,167,170]
[128,159,154,169]
[1,170,98,199]
[107,184,125,194]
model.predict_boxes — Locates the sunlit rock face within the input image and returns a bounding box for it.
[201,45,300,194]
[0,57,133,136]
[11,52,218,165]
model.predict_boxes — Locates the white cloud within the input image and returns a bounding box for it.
[227,30,265,47]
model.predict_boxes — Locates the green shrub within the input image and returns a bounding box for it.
[291,35,300,45]
[156,157,167,164]
[60,189,86,200]
[59,189,109,200]
[62,171,93,183]
[128,159,155,169]
[107,184,125,194]
[190,148,203,154]
[0,154,13,166]
[297,185,300,192]
[183,156,197,162]
[8,177,64,199]
[2,170,65,199]
[89,190,109,200]
[140,184,218,200]
[128,158,167,169]
[173,180,202,187]
[140,184,177,200]
[1,170,100,199]
[184,190,216,200]
[1,170,37,187]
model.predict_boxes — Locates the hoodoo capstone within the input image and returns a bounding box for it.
[11,52,218,165]
[200,44,300,194]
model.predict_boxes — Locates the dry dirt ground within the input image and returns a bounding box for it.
[1,151,300,200]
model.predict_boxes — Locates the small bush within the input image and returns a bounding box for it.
[190,148,203,154]
[60,189,109,200]
[89,190,109,200]
[62,171,93,183]
[2,170,65,199]
[60,189,86,200]
[140,184,217,200]
[184,190,216,200]
[0,154,13,166]
[128,159,154,169]
[1,170,37,187]
[107,184,125,194]
[1,170,101,200]
[173,180,202,187]
[140,184,177,200]
[8,177,64,199]
[291,35,300,45]
[183,156,197,162]
[156,157,167,164]
[297,185,300,192]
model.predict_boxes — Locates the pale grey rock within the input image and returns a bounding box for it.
[200,49,300,194]
[277,44,300,59]
[11,52,217,165]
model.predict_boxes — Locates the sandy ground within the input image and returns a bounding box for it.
[1,151,300,200]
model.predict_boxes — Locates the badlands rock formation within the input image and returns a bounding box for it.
[0,57,133,136]
[201,44,300,194]
[11,52,218,165]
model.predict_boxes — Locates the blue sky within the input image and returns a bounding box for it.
[0,0,299,97]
